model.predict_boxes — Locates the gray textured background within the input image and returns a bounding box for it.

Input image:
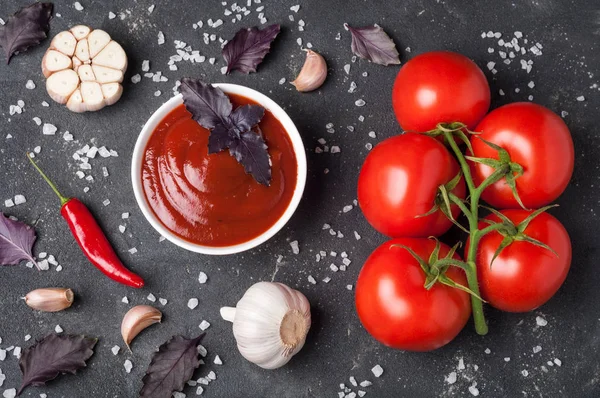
[1,0,599,397]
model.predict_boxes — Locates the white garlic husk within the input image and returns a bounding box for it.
[220,281,311,370]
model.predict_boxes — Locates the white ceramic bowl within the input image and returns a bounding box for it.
[131,84,307,255]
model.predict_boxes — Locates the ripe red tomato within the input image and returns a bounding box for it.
[356,238,471,351]
[392,51,491,132]
[358,133,466,238]
[468,210,571,312]
[470,102,574,209]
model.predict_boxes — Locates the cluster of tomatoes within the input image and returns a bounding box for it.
[354,51,574,351]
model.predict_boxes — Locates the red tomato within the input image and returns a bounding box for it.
[356,238,471,351]
[358,133,466,238]
[471,102,574,209]
[392,51,491,132]
[468,210,571,312]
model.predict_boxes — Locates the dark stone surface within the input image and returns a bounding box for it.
[1,0,599,397]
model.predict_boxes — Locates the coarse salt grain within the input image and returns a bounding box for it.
[214,355,223,365]
[128,247,138,254]
[3,389,16,398]
[121,296,129,304]
[74,2,84,11]
[42,123,57,135]
[124,359,133,373]
[25,80,35,89]
[111,345,120,355]
[147,293,156,302]
[446,371,457,384]
[109,11,116,19]
[468,382,479,396]
[536,316,548,326]
[355,99,366,107]
[55,325,63,333]
[371,365,383,377]
[308,275,316,284]
[159,298,167,305]
[343,205,353,213]
[188,298,199,309]
[14,195,26,205]
[290,240,300,254]
[198,271,208,284]
[533,345,542,353]
[576,95,585,102]
[199,320,210,330]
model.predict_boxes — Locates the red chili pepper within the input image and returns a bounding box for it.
[28,155,144,288]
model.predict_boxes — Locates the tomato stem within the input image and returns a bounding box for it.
[443,131,490,335]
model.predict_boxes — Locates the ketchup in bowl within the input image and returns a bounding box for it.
[141,94,298,247]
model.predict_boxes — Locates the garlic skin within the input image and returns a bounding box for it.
[25,288,74,312]
[291,49,327,92]
[121,305,162,349]
[220,282,311,369]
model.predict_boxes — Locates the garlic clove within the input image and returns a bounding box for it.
[25,288,74,312]
[46,69,80,104]
[50,31,77,57]
[41,50,72,78]
[87,29,111,58]
[121,305,162,350]
[291,49,327,92]
[221,281,311,370]
[70,25,91,40]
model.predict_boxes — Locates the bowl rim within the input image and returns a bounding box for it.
[131,83,307,255]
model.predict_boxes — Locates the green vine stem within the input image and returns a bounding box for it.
[442,129,509,336]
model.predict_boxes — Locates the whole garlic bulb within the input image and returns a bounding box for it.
[220,282,311,370]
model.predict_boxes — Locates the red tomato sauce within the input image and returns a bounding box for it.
[142,94,298,247]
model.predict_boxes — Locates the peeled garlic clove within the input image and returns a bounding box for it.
[25,288,74,312]
[41,50,72,78]
[46,69,80,104]
[121,305,162,349]
[221,281,311,370]
[291,49,327,92]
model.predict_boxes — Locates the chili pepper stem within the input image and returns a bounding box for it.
[27,154,70,206]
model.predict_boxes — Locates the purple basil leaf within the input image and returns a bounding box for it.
[0,212,37,267]
[0,2,54,64]
[344,23,400,66]
[230,104,265,133]
[180,78,232,129]
[18,334,97,395]
[222,24,281,74]
[208,121,236,154]
[229,130,272,186]
[140,334,205,398]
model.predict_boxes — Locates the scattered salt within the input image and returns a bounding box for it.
[108,11,116,19]
[533,345,542,353]
[111,345,120,355]
[25,80,35,89]
[74,2,84,11]
[199,320,211,331]
[2,388,16,398]
[214,355,223,365]
[159,298,168,306]
[55,325,63,333]
[576,95,585,102]
[198,271,208,284]
[42,123,57,135]
[308,275,317,284]
[103,199,111,206]
[14,195,26,205]
[122,212,130,219]
[536,316,548,326]
[355,99,366,107]
[188,298,199,309]
[290,240,300,254]
[521,370,529,377]
[446,371,457,384]
[371,365,383,378]
[468,382,479,396]
[121,296,129,304]
[124,359,133,373]
[147,293,156,302]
